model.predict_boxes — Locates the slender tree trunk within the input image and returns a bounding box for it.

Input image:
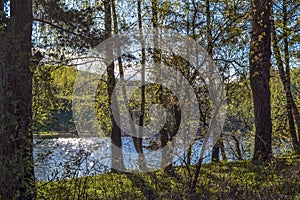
[151,0,169,169]
[212,141,220,162]
[111,0,147,170]
[205,0,213,56]
[250,0,272,162]
[282,0,300,152]
[165,98,181,173]
[0,0,35,199]
[220,134,227,161]
[0,0,4,23]
[136,0,148,170]
[190,0,215,191]
[104,0,124,172]
[212,134,229,162]
[271,7,300,153]
[184,0,194,166]
[292,100,300,144]
[204,0,223,162]
[232,135,243,160]
[187,144,192,165]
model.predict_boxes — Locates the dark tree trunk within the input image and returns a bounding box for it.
[212,141,220,162]
[104,0,124,172]
[291,100,300,144]
[136,0,148,170]
[212,135,227,162]
[184,0,193,166]
[0,0,4,24]
[111,0,147,170]
[282,0,300,153]
[187,145,192,165]
[0,0,35,199]
[232,135,243,160]
[220,135,227,161]
[151,0,169,169]
[250,0,272,162]
[205,0,213,56]
[271,8,300,153]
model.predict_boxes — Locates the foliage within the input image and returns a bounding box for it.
[32,66,77,133]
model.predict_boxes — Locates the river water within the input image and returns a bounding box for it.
[33,137,207,182]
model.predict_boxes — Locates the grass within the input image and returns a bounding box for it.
[36,157,300,200]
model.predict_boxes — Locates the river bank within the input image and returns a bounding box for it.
[36,157,300,199]
[33,132,78,139]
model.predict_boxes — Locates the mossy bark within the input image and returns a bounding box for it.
[250,0,273,162]
[0,0,35,199]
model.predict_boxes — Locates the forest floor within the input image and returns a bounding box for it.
[37,156,300,200]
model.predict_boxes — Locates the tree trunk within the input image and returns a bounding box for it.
[220,135,227,161]
[136,0,148,170]
[187,144,192,165]
[232,135,243,160]
[151,0,169,169]
[205,0,213,56]
[0,0,4,24]
[111,0,147,170]
[271,6,300,153]
[250,0,272,162]
[212,142,220,162]
[291,100,300,144]
[0,0,35,199]
[104,0,124,172]
[282,0,300,153]
[204,0,221,162]
[184,0,193,166]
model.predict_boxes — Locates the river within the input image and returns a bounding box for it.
[33,136,208,182]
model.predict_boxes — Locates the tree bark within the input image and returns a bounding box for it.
[282,0,300,153]
[250,0,273,162]
[111,0,147,170]
[212,141,220,162]
[220,135,227,161]
[232,135,243,160]
[291,100,300,145]
[151,0,169,169]
[104,0,124,172]
[0,0,4,24]
[205,0,213,56]
[0,0,35,199]
[136,0,148,170]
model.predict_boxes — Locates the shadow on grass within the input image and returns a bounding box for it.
[125,172,158,200]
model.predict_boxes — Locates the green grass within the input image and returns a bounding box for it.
[37,157,300,200]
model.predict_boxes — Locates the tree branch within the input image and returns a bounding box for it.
[33,18,90,40]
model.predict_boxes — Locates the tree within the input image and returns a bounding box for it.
[136,0,148,170]
[271,0,300,154]
[111,0,148,170]
[104,0,125,172]
[205,0,222,162]
[0,0,36,199]
[250,0,273,162]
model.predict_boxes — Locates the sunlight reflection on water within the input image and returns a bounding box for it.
[34,137,205,182]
